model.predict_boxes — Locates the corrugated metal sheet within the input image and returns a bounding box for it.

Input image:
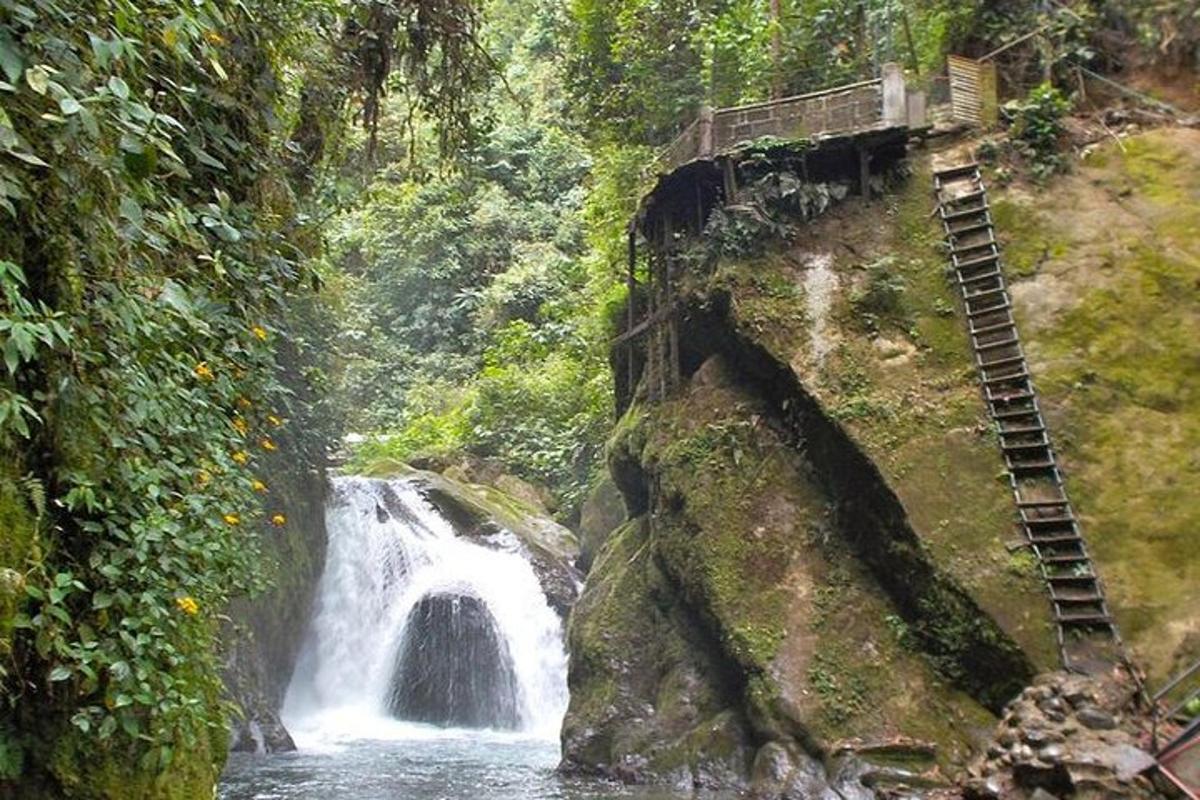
[948,55,998,127]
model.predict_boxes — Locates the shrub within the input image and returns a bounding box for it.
[1004,83,1072,181]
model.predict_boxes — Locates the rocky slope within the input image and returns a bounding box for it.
[562,125,1198,796]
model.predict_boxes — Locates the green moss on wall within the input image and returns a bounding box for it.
[1000,128,1200,681]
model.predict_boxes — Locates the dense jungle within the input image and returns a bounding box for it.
[0,0,1197,798]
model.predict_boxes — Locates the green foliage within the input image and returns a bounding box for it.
[563,0,981,144]
[333,0,618,514]
[851,255,907,327]
[1004,82,1072,181]
[0,0,337,787]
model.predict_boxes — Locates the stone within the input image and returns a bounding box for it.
[962,775,1003,800]
[1013,760,1074,795]
[1017,744,1035,761]
[1039,696,1066,714]
[999,729,1017,747]
[1024,728,1052,747]
[1076,706,1117,730]
[1091,743,1156,781]
[1038,744,1065,763]
[1029,789,1061,800]
[1045,710,1067,723]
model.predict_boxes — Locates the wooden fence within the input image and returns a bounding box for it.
[650,63,926,176]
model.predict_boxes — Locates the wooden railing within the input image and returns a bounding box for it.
[648,63,926,177]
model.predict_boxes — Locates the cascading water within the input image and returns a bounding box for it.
[282,475,569,741]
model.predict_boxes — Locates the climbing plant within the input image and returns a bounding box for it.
[0,0,497,791]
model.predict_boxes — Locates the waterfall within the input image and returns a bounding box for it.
[283,476,569,742]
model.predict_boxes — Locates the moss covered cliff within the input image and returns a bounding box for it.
[564,124,1199,794]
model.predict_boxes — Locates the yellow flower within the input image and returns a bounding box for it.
[266,414,283,428]
[197,470,211,487]
[236,397,253,410]
[193,362,213,380]
[204,30,225,46]
[231,451,249,466]
[251,325,268,341]
[175,596,199,616]
[231,417,249,435]
[270,513,286,527]
[222,513,240,526]
[251,479,267,493]
[260,438,277,452]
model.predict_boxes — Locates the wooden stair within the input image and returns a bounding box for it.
[933,163,1120,672]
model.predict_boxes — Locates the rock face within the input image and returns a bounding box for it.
[223,461,329,754]
[387,593,521,729]
[577,475,627,572]
[403,467,583,616]
[962,670,1161,799]
[563,352,1022,795]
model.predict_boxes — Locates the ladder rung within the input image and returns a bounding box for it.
[981,354,1025,370]
[1017,498,1067,508]
[956,253,1000,271]
[976,336,1019,351]
[992,404,1037,420]
[1000,423,1044,434]
[1009,459,1056,471]
[1024,514,1074,525]
[984,371,1029,385]
[935,162,981,180]
[952,239,996,256]
[943,205,989,223]
[1003,441,1050,453]
[1056,612,1112,625]
[961,269,1002,286]
[1047,574,1096,584]
[1030,534,1080,545]
[970,320,1016,336]
[968,300,1012,318]
[949,221,992,239]
[946,189,986,205]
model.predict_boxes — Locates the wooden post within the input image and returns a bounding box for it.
[722,158,737,201]
[698,106,715,160]
[881,62,906,127]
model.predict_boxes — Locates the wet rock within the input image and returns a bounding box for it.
[962,775,1004,799]
[1013,760,1073,795]
[577,475,627,573]
[1075,706,1116,730]
[1038,744,1065,763]
[1029,789,1061,800]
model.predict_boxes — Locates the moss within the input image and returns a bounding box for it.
[0,473,39,660]
[989,198,1068,278]
[1010,129,1200,681]
[36,716,224,800]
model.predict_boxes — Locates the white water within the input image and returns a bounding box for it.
[282,476,569,747]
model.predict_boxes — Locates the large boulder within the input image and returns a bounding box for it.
[386,593,522,729]
[402,467,583,617]
[577,475,627,573]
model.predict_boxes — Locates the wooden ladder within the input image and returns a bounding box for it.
[933,163,1120,672]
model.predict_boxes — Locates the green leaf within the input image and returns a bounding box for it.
[98,715,117,739]
[92,591,114,610]
[0,30,21,84]
[107,76,129,100]
[49,665,72,682]
[119,196,143,226]
[6,150,49,168]
[58,96,82,115]
[24,66,48,96]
